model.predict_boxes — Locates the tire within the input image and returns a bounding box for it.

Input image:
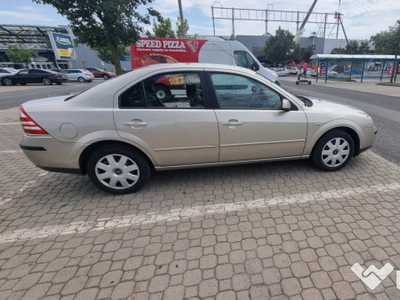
[295,81,299,85]
[154,84,172,101]
[78,77,86,83]
[311,130,355,171]
[21,83,27,85]
[87,145,152,194]
[43,78,52,85]
[87,80,92,83]
[56,82,62,85]
[2,78,13,86]
[308,81,312,85]
[103,74,109,80]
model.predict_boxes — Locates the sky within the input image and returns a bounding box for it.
[0,0,399,41]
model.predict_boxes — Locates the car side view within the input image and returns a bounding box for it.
[1,69,68,85]
[19,63,377,194]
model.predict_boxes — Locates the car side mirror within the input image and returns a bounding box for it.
[282,99,291,111]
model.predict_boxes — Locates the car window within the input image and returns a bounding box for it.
[234,51,258,71]
[119,83,145,108]
[210,72,282,110]
[143,72,205,109]
[18,70,29,75]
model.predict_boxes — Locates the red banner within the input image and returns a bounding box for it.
[130,38,208,69]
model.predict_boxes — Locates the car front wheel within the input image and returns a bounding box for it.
[2,78,13,86]
[311,130,355,171]
[78,77,86,83]
[87,145,151,194]
[103,74,109,80]
[43,78,52,85]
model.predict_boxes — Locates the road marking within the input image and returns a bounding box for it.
[0,122,20,125]
[1,182,399,244]
[0,171,48,208]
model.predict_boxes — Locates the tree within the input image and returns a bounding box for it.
[6,44,38,65]
[261,28,297,66]
[331,40,370,55]
[93,44,129,65]
[371,20,400,82]
[33,0,160,75]
[176,17,189,39]
[153,17,175,38]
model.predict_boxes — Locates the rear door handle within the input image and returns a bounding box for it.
[123,119,147,128]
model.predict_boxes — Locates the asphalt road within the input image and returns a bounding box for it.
[282,80,400,167]
[1,78,399,166]
[0,80,103,110]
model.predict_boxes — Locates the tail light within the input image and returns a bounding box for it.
[54,74,61,78]
[19,106,48,134]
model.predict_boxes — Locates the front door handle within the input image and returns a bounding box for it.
[221,119,242,129]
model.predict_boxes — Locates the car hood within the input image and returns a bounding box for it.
[307,97,367,115]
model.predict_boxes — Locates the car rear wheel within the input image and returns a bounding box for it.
[311,130,355,171]
[43,78,52,85]
[2,78,13,86]
[87,145,151,194]
[78,77,86,83]
[103,74,109,80]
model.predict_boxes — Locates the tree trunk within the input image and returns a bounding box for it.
[110,41,122,76]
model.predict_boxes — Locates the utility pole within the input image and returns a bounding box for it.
[178,0,185,38]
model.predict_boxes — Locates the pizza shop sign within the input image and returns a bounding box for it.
[136,39,186,51]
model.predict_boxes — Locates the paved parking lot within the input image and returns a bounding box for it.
[1,99,400,299]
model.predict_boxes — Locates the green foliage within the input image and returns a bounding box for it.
[176,17,189,38]
[153,17,175,38]
[371,20,400,82]
[331,40,370,54]
[261,28,297,65]
[33,0,161,74]
[93,44,129,65]
[371,20,400,55]
[6,44,38,64]
[152,16,198,39]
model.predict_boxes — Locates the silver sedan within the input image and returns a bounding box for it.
[19,63,377,194]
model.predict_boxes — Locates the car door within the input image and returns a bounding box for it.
[14,69,30,84]
[208,72,308,162]
[114,70,219,167]
[28,69,45,83]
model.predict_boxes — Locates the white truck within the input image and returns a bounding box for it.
[130,37,279,85]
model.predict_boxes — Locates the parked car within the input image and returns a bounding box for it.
[62,69,95,83]
[19,63,377,194]
[1,69,68,86]
[0,67,18,79]
[274,68,289,76]
[83,67,115,80]
[344,68,363,75]
[287,66,301,75]
[311,69,338,78]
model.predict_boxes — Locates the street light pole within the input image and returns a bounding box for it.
[178,0,185,38]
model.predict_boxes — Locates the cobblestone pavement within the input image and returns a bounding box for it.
[2,106,400,299]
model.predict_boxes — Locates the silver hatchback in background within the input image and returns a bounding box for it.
[61,69,95,83]
[19,63,377,194]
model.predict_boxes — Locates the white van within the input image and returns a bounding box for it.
[130,37,279,85]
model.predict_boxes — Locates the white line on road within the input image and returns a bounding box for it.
[0,123,20,125]
[0,171,48,208]
[1,182,399,244]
